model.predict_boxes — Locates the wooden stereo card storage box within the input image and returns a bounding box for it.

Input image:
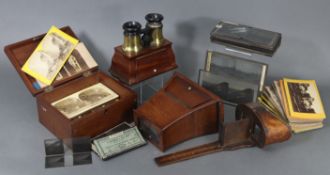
[4,26,137,140]
[134,72,224,151]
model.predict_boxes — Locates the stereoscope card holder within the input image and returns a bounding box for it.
[4,26,137,142]
[198,20,282,106]
[199,50,268,106]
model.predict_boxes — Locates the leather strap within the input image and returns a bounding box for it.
[155,103,291,166]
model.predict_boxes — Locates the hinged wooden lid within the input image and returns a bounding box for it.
[135,72,221,129]
[164,72,219,109]
[4,26,99,96]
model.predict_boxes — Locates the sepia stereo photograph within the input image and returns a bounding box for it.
[52,83,119,119]
[287,82,321,114]
[22,26,79,85]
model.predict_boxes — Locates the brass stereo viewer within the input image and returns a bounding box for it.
[110,13,177,85]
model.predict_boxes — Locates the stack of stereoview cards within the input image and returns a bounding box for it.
[91,122,147,160]
[22,26,79,86]
[259,78,326,133]
[21,26,98,90]
[34,42,98,89]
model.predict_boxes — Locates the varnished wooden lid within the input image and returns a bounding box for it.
[4,26,97,96]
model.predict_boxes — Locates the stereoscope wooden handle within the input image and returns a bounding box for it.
[155,103,291,166]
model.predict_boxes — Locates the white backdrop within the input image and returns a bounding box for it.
[0,0,329,174]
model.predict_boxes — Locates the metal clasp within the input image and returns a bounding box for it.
[44,86,54,93]
[83,71,93,77]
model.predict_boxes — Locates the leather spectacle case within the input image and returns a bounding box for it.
[155,103,292,166]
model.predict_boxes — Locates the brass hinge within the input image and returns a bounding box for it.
[83,70,93,77]
[44,86,54,93]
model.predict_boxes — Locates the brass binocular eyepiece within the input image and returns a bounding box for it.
[122,13,165,55]
[122,21,143,54]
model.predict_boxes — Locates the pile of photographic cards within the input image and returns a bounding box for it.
[92,122,147,160]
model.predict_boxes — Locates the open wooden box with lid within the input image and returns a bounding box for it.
[4,26,137,140]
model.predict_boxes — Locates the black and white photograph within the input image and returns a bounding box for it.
[37,43,98,88]
[21,26,79,85]
[199,51,267,105]
[52,83,119,119]
[287,82,322,114]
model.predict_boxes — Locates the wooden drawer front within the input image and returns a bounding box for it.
[138,118,161,146]
[165,77,211,108]
[135,49,171,81]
